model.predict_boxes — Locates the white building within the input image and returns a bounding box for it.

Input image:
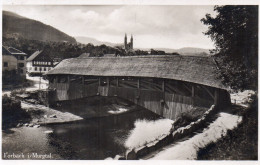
[26,50,54,76]
[2,46,27,77]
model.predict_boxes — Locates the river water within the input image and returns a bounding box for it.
[2,108,161,160]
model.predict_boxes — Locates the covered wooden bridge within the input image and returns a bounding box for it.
[46,55,230,120]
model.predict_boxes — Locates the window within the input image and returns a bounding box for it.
[40,67,42,71]
[18,63,24,67]
[44,67,46,71]
[48,62,51,65]
[4,62,8,67]
[35,67,38,71]
[19,56,24,60]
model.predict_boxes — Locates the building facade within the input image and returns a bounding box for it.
[26,49,54,76]
[2,46,27,77]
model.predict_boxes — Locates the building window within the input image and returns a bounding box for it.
[44,67,46,71]
[48,62,51,65]
[35,67,38,71]
[18,63,24,67]
[19,56,24,60]
[4,62,8,67]
[40,67,42,71]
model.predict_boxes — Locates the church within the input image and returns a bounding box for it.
[124,34,133,52]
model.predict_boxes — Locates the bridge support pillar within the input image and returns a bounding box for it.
[160,99,164,116]
[191,84,195,106]
[214,88,219,105]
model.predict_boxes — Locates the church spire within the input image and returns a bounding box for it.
[130,34,133,49]
[124,33,127,49]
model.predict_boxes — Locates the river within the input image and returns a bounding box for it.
[2,107,161,160]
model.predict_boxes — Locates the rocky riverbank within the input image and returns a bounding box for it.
[20,101,83,126]
[2,94,83,130]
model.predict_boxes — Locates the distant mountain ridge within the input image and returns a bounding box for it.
[3,11,76,43]
[76,36,210,55]
[75,36,121,47]
[153,47,210,55]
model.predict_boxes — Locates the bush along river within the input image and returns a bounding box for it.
[2,96,163,160]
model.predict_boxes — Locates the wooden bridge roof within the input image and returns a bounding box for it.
[47,55,227,89]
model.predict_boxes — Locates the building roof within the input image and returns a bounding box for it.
[27,50,42,61]
[2,46,27,56]
[27,49,53,62]
[47,55,227,89]
[78,53,90,58]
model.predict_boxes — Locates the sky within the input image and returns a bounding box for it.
[3,5,216,49]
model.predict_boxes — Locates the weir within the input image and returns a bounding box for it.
[46,55,231,120]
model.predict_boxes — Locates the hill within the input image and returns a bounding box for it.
[75,36,119,47]
[139,47,210,56]
[175,47,210,55]
[76,36,209,56]
[3,11,76,43]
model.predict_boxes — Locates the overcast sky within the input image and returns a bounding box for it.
[3,5,216,49]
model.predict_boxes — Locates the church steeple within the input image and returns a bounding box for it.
[124,33,133,51]
[130,34,133,49]
[124,33,127,49]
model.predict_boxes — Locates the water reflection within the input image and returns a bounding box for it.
[48,109,161,159]
[3,108,161,160]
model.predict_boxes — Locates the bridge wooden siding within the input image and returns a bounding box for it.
[47,55,231,120]
[48,75,229,120]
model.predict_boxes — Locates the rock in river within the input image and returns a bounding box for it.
[49,114,57,118]
[44,130,53,134]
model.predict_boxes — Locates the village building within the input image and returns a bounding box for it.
[2,46,27,77]
[26,49,54,76]
[46,55,230,120]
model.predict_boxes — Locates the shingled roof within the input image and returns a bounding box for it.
[2,46,27,56]
[27,50,42,61]
[47,55,226,89]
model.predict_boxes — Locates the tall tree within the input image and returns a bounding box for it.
[201,5,258,91]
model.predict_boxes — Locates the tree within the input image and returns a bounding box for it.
[201,5,258,91]
[150,49,166,55]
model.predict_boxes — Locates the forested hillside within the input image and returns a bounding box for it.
[3,11,76,43]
